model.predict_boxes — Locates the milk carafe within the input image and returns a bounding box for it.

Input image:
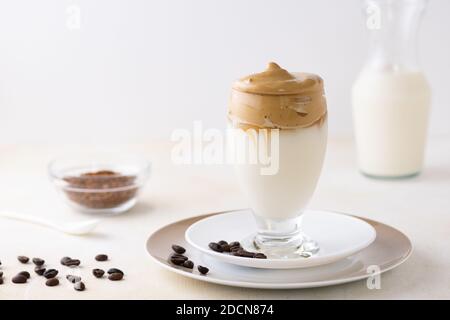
[352,0,431,178]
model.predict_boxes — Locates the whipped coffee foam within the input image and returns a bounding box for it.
[228,62,327,130]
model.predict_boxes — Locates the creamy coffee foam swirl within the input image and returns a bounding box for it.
[228,62,327,129]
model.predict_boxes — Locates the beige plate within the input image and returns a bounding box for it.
[146,210,412,289]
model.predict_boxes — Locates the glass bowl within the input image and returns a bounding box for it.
[48,153,151,215]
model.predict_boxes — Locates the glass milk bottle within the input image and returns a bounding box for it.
[352,0,431,178]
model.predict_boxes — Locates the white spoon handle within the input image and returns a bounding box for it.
[0,211,60,231]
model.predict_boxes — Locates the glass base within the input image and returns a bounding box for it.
[244,215,320,259]
[360,170,420,180]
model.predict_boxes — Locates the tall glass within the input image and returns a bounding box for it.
[228,62,328,258]
[352,0,431,178]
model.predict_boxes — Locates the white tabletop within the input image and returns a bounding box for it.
[0,137,449,299]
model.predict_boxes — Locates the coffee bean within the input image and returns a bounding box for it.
[183,260,194,269]
[74,281,85,291]
[35,266,46,276]
[92,269,105,278]
[64,259,81,267]
[0,278,3,285]
[60,256,71,266]
[254,253,268,259]
[230,246,242,253]
[43,269,58,279]
[233,250,255,258]
[171,245,186,254]
[170,253,188,260]
[32,258,45,266]
[66,275,81,283]
[108,272,123,281]
[208,242,223,253]
[46,278,59,287]
[197,265,209,275]
[18,271,30,279]
[170,256,186,265]
[0,271,3,277]
[218,240,228,246]
[229,241,240,248]
[12,274,27,283]
[17,256,29,264]
[95,254,108,262]
[221,244,231,252]
[107,268,124,275]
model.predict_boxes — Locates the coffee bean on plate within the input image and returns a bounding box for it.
[108,272,123,281]
[32,258,45,266]
[35,266,46,276]
[229,241,240,248]
[183,260,194,269]
[170,255,186,266]
[18,256,29,264]
[171,245,186,254]
[208,242,223,253]
[74,281,85,291]
[60,257,71,265]
[198,266,209,275]
[12,274,27,284]
[95,254,108,262]
[254,253,268,259]
[92,269,105,278]
[46,278,59,287]
[233,250,255,258]
[18,271,30,279]
[66,275,81,283]
[221,244,231,252]
[43,269,58,279]
[218,240,228,246]
[107,268,124,275]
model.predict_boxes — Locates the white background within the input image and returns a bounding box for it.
[0,0,449,144]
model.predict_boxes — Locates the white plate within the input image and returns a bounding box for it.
[185,209,376,269]
[146,210,412,289]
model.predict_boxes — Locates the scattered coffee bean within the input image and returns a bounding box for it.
[35,266,46,276]
[66,275,81,283]
[43,269,58,279]
[17,256,29,264]
[60,256,71,266]
[221,244,231,252]
[64,259,81,267]
[46,278,59,287]
[208,242,223,253]
[92,269,105,278]
[74,281,85,291]
[183,260,194,269]
[108,272,123,281]
[198,265,209,275]
[95,254,108,262]
[218,240,228,246]
[0,271,3,277]
[12,274,27,283]
[107,268,124,275]
[0,278,3,285]
[171,245,186,254]
[254,253,268,259]
[18,271,30,279]
[32,258,45,266]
